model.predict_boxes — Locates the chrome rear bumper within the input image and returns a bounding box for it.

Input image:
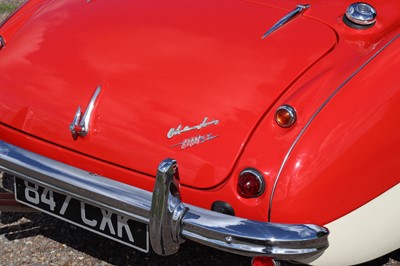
[0,140,329,260]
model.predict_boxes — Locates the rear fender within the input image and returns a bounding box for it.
[270,35,400,225]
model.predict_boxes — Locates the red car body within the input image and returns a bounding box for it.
[0,0,399,265]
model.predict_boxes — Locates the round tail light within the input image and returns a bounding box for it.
[237,169,265,198]
[275,104,297,128]
[252,257,278,266]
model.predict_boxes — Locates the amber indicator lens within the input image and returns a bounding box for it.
[237,169,264,198]
[275,104,296,128]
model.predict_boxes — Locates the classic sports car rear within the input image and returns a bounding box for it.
[0,0,399,265]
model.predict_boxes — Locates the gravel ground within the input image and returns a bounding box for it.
[0,213,251,266]
[0,1,399,266]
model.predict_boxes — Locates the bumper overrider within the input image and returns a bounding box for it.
[0,140,329,260]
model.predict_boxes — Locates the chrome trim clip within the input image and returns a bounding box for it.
[262,4,310,39]
[69,86,101,140]
[0,140,329,260]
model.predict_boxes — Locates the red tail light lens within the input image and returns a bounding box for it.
[237,169,265,198]
[252,257,277,266]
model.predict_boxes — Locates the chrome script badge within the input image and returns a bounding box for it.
[167,117,219,139]
[170,134,218,150]
[168,117,220,149]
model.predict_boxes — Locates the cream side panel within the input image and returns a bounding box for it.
[299,183,400,266]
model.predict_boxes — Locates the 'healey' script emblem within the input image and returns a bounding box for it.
[70,86,102,140]
[167,117,219,139]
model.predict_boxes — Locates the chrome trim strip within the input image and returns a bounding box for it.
[0,140,329,259]
[268,34,400,221]
[261,4,310,39]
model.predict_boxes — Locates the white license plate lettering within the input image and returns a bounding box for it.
[59,195,71,215]
[99,209,115,234]
[80,202,98,227]
[117,214,135,242]
[41,187,56,211]
[24,181,40,204]
[15,178,147,251]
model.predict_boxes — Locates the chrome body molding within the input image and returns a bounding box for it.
[261,4,310,39]
[0,140,329,259]
[69,85,102,140]
[268,34,400,221]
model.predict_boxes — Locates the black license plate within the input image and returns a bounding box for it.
[14,177,149,252]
